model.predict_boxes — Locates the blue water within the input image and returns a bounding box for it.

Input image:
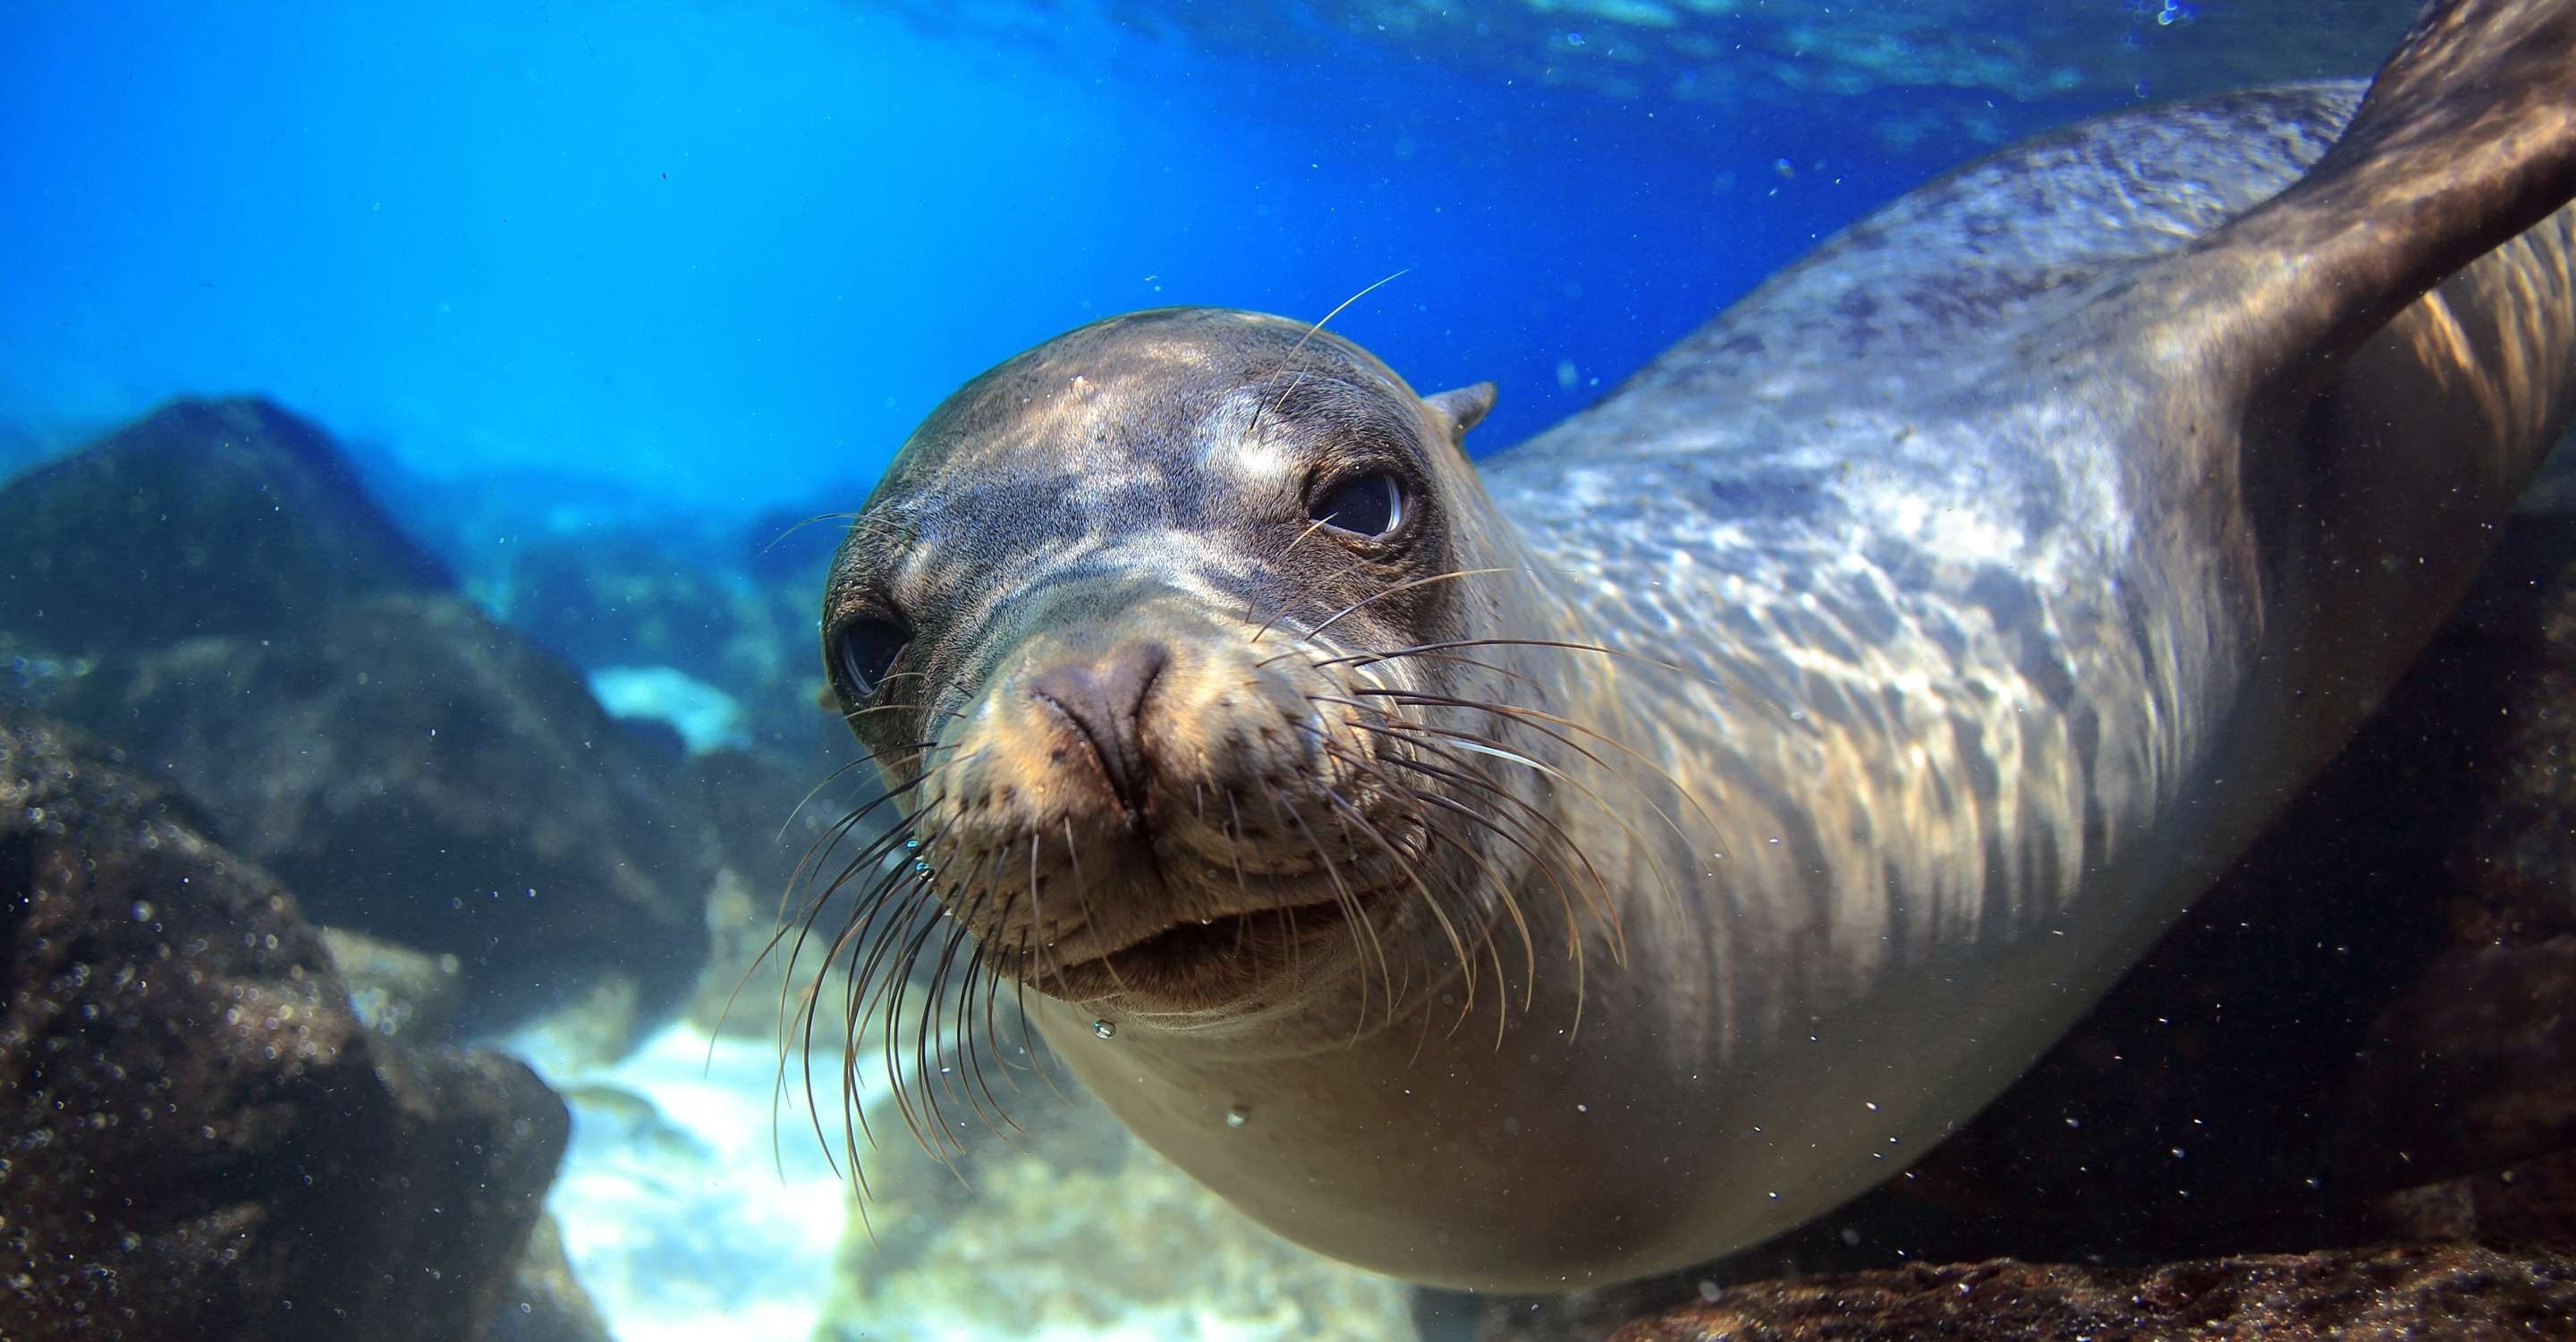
[0,0,2186,529]
[3,5,2448,1337]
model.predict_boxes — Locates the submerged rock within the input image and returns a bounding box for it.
[0,710,567,1342]
[1603,1243,2576,1342]
[0,397,449,655]
[0,399,740,1037]
[47,590,716,1035]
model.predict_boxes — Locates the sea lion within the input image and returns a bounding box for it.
[805,0,2576,1292]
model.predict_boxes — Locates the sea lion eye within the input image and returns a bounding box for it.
[832,616,910,699]
[1309,471,1406,539]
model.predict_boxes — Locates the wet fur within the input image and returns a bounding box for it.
[775,0,2576,1291]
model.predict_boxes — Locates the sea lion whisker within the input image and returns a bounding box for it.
[1316,741,1547,1010]
[836,693,939,725]
[1352,711,1666,966]
[936,871,1032,1142]
[1380,726,1658,968]
[1060,818,1135,999]
[1245,268,1411,440]
[857,871,970,1166]
[959,934,1035,1136]
[1312,645,1554,700]
[776,769,936,922]
[1274,795,1397,1040]
[1414,808,1543,1023]
[1350,726,1621,956]
[715,784,933,1074]
[810,811,971,1175]
[1308,737,1531,1035]
[1320,740,1568,1015]
[756,801,938,1083]
[923,868,1007,1144]
[1359,686,1711,854]
[1318,782,1482,1018]
[1024,832,1074,1000]
[772,753,891,844]
[784,846,931,1192]
[916,874,1004,1157]
[1255,567,1513,662]
[1352,635,1760,709]
[1245,516,1343,645]
[1224,792,1258,956]
[759,510,865,556]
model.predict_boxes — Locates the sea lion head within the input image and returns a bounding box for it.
[820,308,1575,1035]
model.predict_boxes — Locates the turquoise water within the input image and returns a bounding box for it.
[3,3,2468,1339]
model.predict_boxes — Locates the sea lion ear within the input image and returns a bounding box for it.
[1425,383,1497,440]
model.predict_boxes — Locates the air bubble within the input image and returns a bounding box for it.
[1091,1019,1115,1040]
[1225,1105,1250,1129]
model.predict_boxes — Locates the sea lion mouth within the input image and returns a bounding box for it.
[1034,879,1402,1003]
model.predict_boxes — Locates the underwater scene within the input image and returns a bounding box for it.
[5,0,2576,1338]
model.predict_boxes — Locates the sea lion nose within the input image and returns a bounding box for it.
[1028,639,1170,813]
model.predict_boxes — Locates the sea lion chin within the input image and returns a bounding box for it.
[807,0,2576,1293]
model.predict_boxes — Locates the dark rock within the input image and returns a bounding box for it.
[0,710,568,1342]
[2372,1147,2576,1245]
[1605,1243,2576,1342]
[479,1217,614,1342]
[0,398,449,654]
[46,591,716,1033]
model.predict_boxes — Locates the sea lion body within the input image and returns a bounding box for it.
[818,0,2576,1292]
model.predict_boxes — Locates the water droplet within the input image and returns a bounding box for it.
[1225,1105,1250,1129]
[1697,1280,1724,1304]
[905,838,920,850]
[1091,1019,1115,1040]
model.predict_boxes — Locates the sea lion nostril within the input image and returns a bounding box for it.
[1028,640,1170,812]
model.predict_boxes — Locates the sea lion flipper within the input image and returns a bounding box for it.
[2170,0,2574,395]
